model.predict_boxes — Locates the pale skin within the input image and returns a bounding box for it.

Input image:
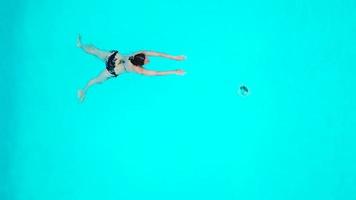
[76,35,186,102]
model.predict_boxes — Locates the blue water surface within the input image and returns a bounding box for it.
[1,0,356,200]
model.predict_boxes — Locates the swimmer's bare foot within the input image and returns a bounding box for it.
[77,34,82,48]
[77,89,86,102]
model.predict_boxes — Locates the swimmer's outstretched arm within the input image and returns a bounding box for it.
[137,50,186,61]
[134,67,185,76]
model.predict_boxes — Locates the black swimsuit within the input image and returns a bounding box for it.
[106,50,126,77]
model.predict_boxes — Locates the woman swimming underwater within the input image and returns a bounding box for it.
[77,35,186,102]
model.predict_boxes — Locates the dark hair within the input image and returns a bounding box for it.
[129,53,146,67]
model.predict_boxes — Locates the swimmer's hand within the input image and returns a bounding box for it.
[174,55,186,61]
[175,69,186,75]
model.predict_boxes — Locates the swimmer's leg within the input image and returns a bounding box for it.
[78,69,112,102]
[77,34,111,61]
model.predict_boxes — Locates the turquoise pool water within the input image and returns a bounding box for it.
[1,0,356,199]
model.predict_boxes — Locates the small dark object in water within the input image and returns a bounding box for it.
[239,85,249,96]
